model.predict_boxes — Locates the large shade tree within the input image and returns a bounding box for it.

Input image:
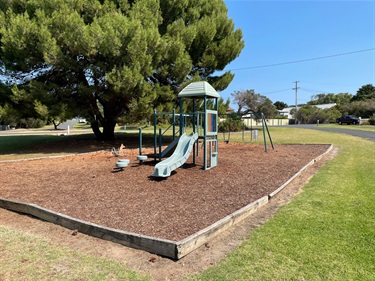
[232,89,278,119]
[0,0,244,139]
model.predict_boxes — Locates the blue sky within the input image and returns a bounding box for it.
[220,0,375,108]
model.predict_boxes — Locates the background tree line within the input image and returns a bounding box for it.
[217,83,375,132]
[294,83,375,124]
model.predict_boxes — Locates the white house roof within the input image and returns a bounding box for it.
[279,103,338,119]
[280,103,336,112]
[178,81,220,99]
[314,103,336,109]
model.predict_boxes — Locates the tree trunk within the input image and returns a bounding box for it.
[88,95,118,140]
[102,119,116,140]
[91,120,103,139]
[52,120,60,130]
[90,118,117,140]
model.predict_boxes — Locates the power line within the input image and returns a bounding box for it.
[299,87,327,94]
[228,48,375,71]
[263,88,291,95]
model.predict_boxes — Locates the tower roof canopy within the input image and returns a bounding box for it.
[178,81,220,99]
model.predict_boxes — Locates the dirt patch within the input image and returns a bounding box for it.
[0,142,336,280]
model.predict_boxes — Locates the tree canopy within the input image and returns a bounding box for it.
[351,84,375,102]
[0,0,244,139]
[273,101,288,110]
[294,104,341,124]
[232,89,278,119]
[217,97,230,115]
[308,92,352,106]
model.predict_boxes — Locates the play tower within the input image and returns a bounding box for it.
[178,81,219,170]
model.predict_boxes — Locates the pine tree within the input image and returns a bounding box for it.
[0,0,244,139]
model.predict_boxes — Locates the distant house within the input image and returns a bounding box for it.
[279,103,337,119]
[278,106,296,119]
[226,107,235,114]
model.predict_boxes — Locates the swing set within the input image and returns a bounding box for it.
[221,112,274,152]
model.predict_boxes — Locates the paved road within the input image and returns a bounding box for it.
[292,124,375,142]
[0,119,86,136]
[57,119,77,130]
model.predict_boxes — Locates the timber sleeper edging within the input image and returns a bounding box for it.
[0,144,333,259]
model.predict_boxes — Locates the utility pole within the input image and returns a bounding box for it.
[293,81,300,124]
[293,81,300,110]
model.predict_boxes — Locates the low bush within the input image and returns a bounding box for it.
[19,118,46,128]
[219,114,243,132]
[361,121,370,125]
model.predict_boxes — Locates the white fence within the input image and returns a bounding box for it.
[242,118,289,127]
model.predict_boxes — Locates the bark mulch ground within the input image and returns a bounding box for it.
[0,142,330,241]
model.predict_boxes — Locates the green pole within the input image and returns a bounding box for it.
[203,96,207,170]
[261,113,267,152]
[139,127,142,155]
[153,109,157,160]
[193,99,197,133]
[179,98,183,136]
[215,97,219,167]
[158,128,162,162]
[263,115,274,150]
[193,99,196,165]
[172,109,176,140]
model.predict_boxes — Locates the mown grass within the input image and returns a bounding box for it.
[0,135,60,155]
[314,123,375,131]
[0,227,150,281]
[189,128,375,280]
[0,127,374,280]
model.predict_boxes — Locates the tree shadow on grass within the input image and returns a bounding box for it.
[0,133,157,157]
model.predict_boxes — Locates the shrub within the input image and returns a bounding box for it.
[19,118,46,128]
[361,121,370,125]
[0,104,19,127]
[295,105,341,124]
[218,114,243,132]
[340,99,375,118]
[368,116,375,125]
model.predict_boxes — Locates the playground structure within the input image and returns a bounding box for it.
[147,81,220,177]
[115,81,273,174]
[152,132,198,177]
[178,81,219,171]
[147,110,182,162]
[113,81,220,177]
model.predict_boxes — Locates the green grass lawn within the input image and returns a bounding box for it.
[0,227,150,281]
[0,127,374,280]
[315,123,375,131]
[189,128,375,280]
[0,135,60,155]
